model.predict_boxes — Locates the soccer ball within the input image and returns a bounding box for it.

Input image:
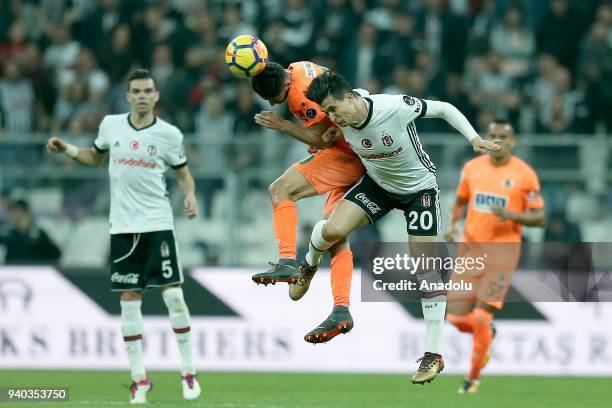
[225,35,268,77]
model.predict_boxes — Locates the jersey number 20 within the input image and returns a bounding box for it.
[408,210,433,231]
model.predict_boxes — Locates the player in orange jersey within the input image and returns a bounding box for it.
[444,119,546,393]
[249,61,365,343]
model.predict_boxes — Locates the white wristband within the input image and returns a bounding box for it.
[64,143,79,159]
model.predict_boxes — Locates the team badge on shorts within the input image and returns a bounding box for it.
[306,108,317,119]
[403,95,415,105]
[422,193,431,208]
[160,241,170,257]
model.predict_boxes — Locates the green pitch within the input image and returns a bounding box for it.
[0,370,610,408]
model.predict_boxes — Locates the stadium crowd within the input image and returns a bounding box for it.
[0,0,610,138]
[0,0,610,246]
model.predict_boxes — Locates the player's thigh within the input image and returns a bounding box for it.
[476,267,514,310]
[291,147,364,196]
[323,186,349,219]
[110,233,146,292]
[324,199,371,242]
[269,166,318,202]
[143,230,184,290]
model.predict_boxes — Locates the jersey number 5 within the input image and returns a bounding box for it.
[162,259,173,278]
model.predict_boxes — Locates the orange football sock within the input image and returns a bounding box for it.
[331,249,353,307]
[447,312,475,334]
[273,200,297,259]
[469,308,494,380]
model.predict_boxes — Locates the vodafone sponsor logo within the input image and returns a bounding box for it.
[362,146,404,160]
[355,192,381,214]
[113,157,156,169]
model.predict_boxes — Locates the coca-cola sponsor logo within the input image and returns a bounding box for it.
[111,272,139,284]
[355,193,381,214]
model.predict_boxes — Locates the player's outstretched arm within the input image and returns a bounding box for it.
[422,100,502,153]
[254,111,334,149]
[46,136,108,166]
[174,165,197,219]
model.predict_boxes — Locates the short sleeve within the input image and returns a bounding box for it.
[396,95,427,126]
[456,165,470,202]
[93,117,110,152]
[165,128,188,169]
[522,167,544,209]
[289,99,326,128]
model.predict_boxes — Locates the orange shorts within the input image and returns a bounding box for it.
[447,243,520,309]
[292,146,364,218]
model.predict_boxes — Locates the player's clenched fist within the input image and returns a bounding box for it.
[321,126,343,143]
[184,193,198,219]
[46,137,67,153]
[470,136,503,153]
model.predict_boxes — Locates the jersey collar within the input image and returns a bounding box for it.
[127,114,157,131]
[351,97,373,130]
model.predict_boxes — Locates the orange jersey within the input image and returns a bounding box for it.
[457,155,544,242]
[287,61,352,153]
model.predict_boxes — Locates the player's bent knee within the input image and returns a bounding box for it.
[120,291,142,302]
[268,177,294,203]
[162,286,188,314]
[322,223,348,243]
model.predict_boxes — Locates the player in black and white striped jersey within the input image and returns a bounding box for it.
[300,71,502,384]
[46,69,201,404]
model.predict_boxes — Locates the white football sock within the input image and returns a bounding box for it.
[120,300,146,381]
[305,220,333,266]
[421,294,447,355]
[162,287,195,375]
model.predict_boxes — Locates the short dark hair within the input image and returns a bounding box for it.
[9,198,29,213]
[251,62,287,99]
[127,69,156,91]
[305,71,353,105]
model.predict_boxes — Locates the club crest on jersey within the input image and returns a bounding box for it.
[306,108,317,119]
[422,193,431,208]
[503,179,514,188]
[160,241,170,258]
[130,140,140,150]
[403,95,415,105]
[147,144,157,156]
[361,139,373,149]
[381,132,393,147]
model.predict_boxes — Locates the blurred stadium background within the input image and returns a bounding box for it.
[0,0,611,405]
